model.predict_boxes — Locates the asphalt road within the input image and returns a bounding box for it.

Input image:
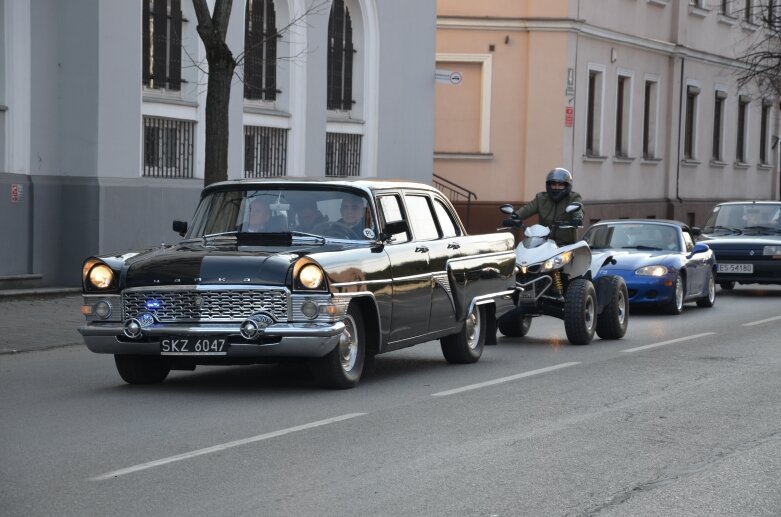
[1,286,780,516]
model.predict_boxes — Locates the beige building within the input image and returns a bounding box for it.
[435,0,781,233]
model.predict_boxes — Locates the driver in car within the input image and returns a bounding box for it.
[338,196,371,239]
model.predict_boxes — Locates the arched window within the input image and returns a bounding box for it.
[327,0,355,111]
[244,0,278,101]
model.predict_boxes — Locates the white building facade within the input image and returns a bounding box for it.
[0,0,436,287]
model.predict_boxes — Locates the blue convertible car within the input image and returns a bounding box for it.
[583,220,716,314]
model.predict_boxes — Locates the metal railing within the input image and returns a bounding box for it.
[433,173,478,228]
[244,125,288,177]
[143,116,195,178]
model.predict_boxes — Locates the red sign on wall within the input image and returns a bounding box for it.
[564,106,574,127]
[10,184,22,203]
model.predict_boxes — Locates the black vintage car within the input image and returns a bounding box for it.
[698,201,781,290]
[79,179,517,388]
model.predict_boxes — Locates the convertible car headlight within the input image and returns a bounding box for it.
[298,264,325,289]
[635,265,668,277]
[763,245,781,256]
[541,251,573,272]
[88,264,115,289]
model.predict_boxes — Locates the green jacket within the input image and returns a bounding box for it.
[514,191,584,245]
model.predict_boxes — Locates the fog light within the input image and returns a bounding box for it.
[301,301,319,319]
[240,320,260,340]
[95,300,112,319]
[124,319,142,338]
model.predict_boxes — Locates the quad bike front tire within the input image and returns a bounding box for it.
[564,279,597,345]
[595,275,628,340]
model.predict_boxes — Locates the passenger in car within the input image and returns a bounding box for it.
[294,199,327,232]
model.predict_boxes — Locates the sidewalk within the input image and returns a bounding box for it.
[0,289,84,354]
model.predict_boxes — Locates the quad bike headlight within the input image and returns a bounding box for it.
[635,265,668,277]
[541,251,573,272]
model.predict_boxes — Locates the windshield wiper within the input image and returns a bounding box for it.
[632,245,663,251]
[202,231,238,241]
[704,225,742,235]
[288,231,327,244]
[742,225,781,234]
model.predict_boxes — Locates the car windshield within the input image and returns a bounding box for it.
[703,203,781,235]
[585,223,680,252]
[185,187,376,241]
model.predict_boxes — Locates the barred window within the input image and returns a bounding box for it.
[244,0,278,101]
[244,126,287,177]
[142,0,182,90]
[327,0,355,111]
[143,116,195,178]
[325,132,361,177]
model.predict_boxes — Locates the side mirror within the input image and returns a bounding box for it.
[173,220,188,237]
[381,220,409,241]
[691,242,709,255]
[565,202,583,214]
[499,204,515,215]
[689,226,702,237]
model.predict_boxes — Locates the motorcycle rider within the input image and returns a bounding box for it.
[513,167,584,245]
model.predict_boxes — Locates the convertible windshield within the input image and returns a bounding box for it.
[703,203,781,234]
[186,187,376,241]
[585,223,681,252]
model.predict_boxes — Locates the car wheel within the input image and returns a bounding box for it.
[696,269,716,308]
[497,307,532,337]
[596,275,628,340]
[664,274,684,315]
[719,281,735,291]
[440,304,486,363]
[564,279,597,345]
[114,355,171,384]
[312,304,365,389]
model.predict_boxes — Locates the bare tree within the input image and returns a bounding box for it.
[736,1,781,96]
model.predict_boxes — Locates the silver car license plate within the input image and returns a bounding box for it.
[160,337,229,355]
[717,263,753,274]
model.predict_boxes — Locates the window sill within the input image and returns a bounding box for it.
[612,155,636,164]
[680,158,701,167]
[688,6,709,18]
[734,161,751,169]
[434,152,494,160]
[717,14,737,26]
[741,21,759,32]
[244,103,291,117]
[640,157,662,165]
[758,163,773,171]
[709,159,728,168]
[143,91,197,107]
[327,113,365,124]
[646,0,669,6]
[582,154,608,162]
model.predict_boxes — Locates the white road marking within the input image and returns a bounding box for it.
[620,332,715,353]
[91,413,366,481]
[431,362,581,397]
[742,315,781,327]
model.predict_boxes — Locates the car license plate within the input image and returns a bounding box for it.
[160,337,229,355]
[717,263,754,274]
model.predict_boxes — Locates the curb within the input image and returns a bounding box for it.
[0,287,81,300]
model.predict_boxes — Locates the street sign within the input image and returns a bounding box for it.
[565,106,574,127]
[10,183,22,203]
[436,69,462,85]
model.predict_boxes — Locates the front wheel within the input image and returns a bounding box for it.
[564,279,597,345]
[114,355,171,384]
[441,304,486,363]
[497,307,532,337]
[596,275,628,340]
[696,269,716,308]
[664,274,684,315]
[311,304,365,389]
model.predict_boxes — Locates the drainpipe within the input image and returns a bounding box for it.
[674,56,685,220]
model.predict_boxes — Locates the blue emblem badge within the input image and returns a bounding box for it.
[146,299,162,311]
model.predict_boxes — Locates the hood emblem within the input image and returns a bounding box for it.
[193,296,204,307]
[137,312,156,327]
[145,299,162,311]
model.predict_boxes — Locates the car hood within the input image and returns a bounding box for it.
[595,249,674,271]
[118,241,361,288]
[699,235,781,247]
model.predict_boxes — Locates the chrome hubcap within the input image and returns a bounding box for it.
[585,296,595,330]
[466,307,481,350]
[617,291,626,324]
[675,278,683,310]
[339,315,358,372]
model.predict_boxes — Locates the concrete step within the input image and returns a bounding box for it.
[0,273,44,290]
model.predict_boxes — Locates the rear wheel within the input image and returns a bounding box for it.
[114,355,171,384]
[719,281,735,291]
[664,274,684,315]
[441,304,485,363]
[696,270,716,308]
[564,279,597,345]
[497,307,532,337]
[312,304,365,389]
[596,276,628,340]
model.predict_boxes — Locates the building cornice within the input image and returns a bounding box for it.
[437,16,744,69]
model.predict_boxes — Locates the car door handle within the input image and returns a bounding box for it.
[447,242,461,249]
[415,246,429,253]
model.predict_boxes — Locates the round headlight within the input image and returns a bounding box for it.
[299,264,324,289]
[88,264,114,289]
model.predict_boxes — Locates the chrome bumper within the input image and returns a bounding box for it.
[78,321,345,358]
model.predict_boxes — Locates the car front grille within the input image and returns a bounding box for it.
[122,288,289,322]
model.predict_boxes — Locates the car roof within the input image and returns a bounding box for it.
[203,177,441,196]
[712,200,781,206]
[590,219,689,231]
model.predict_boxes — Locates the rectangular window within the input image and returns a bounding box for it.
[760,101,771,164]
[142,0,182,90]
[737,95,750,163]
[684,85,700,160]
[720,0,730,14]
[325,133,361,176]
[642,79,658,159]
[143,116,195,178]
[586,69,604,157]
[244,0,278,101]
[615,75,631,157]
[713,90,726,161]
[244,126,287,177]
[745,0,754,22]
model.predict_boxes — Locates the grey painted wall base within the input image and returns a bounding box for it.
[0,173,202,286]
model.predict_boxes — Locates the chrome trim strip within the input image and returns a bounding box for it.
[79,321,345,339]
